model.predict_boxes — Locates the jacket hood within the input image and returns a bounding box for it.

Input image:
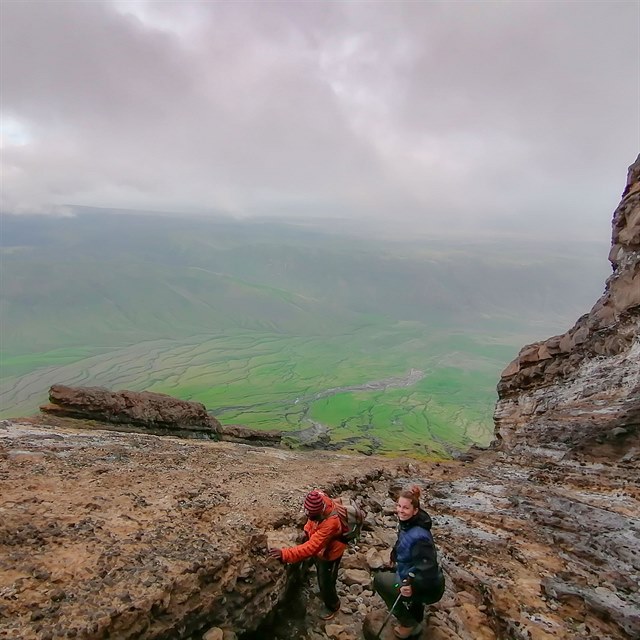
[399,508,432,531]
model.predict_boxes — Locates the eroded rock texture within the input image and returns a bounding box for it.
[41,385,221,439]
[483,155,640,640]
[0,419,399,640]
[2,421,638,640]
[40,386,283,446]
[495,155,640,455]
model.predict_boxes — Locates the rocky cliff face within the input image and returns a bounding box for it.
[495,155,640,457]
[484,155,640,639]
[2,418,638,640]
[2,158,639,640]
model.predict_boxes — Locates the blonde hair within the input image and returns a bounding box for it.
[398,484,421,509]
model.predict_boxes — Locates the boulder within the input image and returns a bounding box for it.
[41,384,221,438]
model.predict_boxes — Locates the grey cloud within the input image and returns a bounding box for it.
[1,0,638,239]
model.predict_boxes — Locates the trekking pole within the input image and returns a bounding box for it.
[375,573,414,639]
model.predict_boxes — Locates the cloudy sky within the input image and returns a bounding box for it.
[1,0,638,239]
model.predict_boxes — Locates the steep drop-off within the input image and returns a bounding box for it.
[1,156,639,640]
[495,155,640,456]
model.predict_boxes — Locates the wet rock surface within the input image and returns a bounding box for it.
[2,420,638,639]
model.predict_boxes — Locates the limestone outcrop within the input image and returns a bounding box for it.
[40,385,284,447]
[41,384,221,439]
[495,155,640,455]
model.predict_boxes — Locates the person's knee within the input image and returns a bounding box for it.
[372,571,384,593]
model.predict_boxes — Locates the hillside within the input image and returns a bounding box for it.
[1,156,638,640]
[1,212,609,454]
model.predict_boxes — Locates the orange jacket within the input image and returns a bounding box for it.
[280,493,347,563]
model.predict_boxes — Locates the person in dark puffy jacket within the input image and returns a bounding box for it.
[373,485,445,639]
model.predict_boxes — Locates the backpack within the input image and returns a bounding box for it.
[333,496,366,544]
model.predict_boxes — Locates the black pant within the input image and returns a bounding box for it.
[373,570,445,627]
[316,557,341,611]
[373,571,422,626]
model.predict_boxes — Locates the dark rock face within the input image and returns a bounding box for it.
[41,384,221,439]
[218,424,282,446]
[495,155,640,455]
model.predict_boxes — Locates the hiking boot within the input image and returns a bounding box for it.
[320,606,339,620]
[393,622,423,638]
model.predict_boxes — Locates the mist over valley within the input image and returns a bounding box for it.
[0,210,609,455]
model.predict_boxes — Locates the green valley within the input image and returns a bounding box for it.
[0,210,609,456]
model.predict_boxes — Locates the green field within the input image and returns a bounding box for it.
[0,322,513,455]
[0,211,609,456]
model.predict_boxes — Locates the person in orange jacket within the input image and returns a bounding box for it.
[269,489,346,619]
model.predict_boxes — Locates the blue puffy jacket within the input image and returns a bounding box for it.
[391,508,444,601]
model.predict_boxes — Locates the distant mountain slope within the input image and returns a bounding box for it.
[1,257,357,355]
[1,211,608,350]
[0,211,610,453]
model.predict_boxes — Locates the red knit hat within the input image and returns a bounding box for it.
[304,490,325,515]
